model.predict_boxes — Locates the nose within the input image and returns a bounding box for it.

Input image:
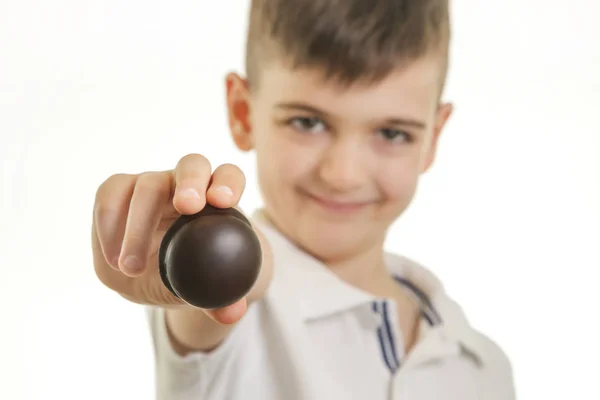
[317,137,366,192]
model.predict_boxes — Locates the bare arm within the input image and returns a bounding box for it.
[92,153,273,356]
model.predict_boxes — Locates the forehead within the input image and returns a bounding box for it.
[253,55,444,119]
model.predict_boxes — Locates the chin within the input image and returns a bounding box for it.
[295,220,377,264]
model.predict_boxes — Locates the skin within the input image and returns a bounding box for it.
[92,51,452,357]
[92,158,273,353]
[227,52,452,351]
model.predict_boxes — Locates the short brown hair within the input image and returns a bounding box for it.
[245,0,451,89]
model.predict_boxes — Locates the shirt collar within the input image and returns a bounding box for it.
[251,208,486,366]
[385,253,487,366]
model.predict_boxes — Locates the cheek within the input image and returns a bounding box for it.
[376,158,421,209]
[254,126,311,194]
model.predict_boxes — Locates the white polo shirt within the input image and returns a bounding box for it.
[146,209,515,399]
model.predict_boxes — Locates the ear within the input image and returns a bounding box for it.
[420,102,453,173]
[225,72,253,151]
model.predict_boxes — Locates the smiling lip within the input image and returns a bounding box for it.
[304,192,371,213]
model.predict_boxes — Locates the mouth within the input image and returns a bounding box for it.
[302,191,372,214]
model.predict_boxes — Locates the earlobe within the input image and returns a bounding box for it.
[225,72,253,152]
[232,121,246,144]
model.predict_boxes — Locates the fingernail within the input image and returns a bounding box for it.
[177,188,201,200]
[122,255,141,274]
[213,186,233,196]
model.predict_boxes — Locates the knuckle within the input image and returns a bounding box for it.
[129,237,152,255]
[95,173,129,202]
[135,172,170,196]
[93,203,116,226]
[124,230,146,246]
[94,173,137,219]
[94,176,130,217]
[135,172,156,187]
[179,153,211,171]
[121,231,150,256]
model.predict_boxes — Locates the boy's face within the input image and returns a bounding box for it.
[226,54,452,263]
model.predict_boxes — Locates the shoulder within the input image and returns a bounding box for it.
[466,327,515,397]
[386,253,515,396]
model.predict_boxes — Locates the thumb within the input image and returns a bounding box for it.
[203,298,248,325]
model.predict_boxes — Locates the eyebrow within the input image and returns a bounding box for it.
[274,101,427,130]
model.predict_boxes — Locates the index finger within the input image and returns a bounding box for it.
[172,153,212,215]
[93,173,137,269]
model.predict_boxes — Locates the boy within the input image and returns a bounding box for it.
[92,0,515,398]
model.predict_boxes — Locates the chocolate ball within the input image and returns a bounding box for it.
[158,205,262,309]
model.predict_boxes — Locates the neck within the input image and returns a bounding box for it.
[322,240,397,297]
[261,208,399,297]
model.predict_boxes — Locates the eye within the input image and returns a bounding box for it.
[289,117,327,134]
[378,128,412,143]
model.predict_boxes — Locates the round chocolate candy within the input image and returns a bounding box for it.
[158,205,262,309]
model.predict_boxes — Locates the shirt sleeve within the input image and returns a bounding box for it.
[145,306,244,399]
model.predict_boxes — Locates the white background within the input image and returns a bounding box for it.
[1,0,598,398]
